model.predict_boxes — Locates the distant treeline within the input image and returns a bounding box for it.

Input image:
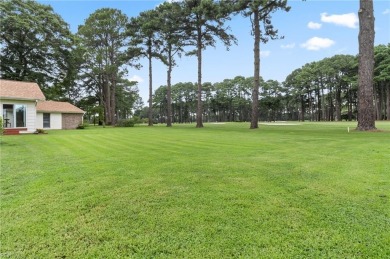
[148,45,390,123]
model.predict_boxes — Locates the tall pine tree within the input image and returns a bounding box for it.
[181,0,236,128]
[357,0,376,130]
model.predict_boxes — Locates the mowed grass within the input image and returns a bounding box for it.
[1,122,389,258]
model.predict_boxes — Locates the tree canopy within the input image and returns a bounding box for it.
[181,0,237,128]
[78,8,134,125]
[234,0,290,129]
[0,0,74,99]
[2,0,385,127]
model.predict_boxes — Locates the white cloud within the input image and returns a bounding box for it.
[383,9,390,15]
[320,12,358,28]
[260,51,271,57]
[281,43,296,49]
[128,75,144,83]
[308,21,322,29]
[301,37,335,51]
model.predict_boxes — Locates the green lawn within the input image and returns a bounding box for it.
[1,122,389,258]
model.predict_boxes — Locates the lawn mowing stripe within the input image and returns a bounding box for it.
[1,122,389,258]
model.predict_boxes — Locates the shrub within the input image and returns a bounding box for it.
[77,122,89,129]
[116,119,135,127]
[34,129,47,134]
[132,116,142,124]
[0,116,3,136]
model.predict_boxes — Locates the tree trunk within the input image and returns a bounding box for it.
[321,86,326,121]
[379,83,385,120]
[250,11,260,129]
[148,41,153,127]
[166,46,173,127]
[104,78,111,125]
[300,95,305,121]
[335,87,342,121]
[196,26,203,128]
[308,90,313,121]
[357,0,376,130]
[375,85,381,120]
[98,80,105,126]
[179,103,183,123]
[109,46,117,125]
[316,88,321,121]
[110,76,116,125]
[329,89,334,121]
[348,85,353,121]
[387,83,390,120]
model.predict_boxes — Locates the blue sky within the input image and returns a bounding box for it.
[39,0,390,103]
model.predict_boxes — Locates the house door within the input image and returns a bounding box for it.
[2,104,26,128]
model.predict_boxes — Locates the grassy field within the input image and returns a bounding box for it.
[1,122,389,258]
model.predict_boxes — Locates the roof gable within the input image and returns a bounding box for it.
[0,79,46,100]
[36,101,84,114]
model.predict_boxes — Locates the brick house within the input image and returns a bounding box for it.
[1,79,84,134]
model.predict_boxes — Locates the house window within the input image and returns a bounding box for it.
[43,113,50,128]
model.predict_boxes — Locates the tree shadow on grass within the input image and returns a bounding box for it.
[0,141,17,147]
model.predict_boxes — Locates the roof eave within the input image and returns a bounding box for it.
[37,110,85,114]
[0,97,46,101]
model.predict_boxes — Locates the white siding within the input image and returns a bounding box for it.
[36,113,43,129]
[36,112,62,130]
[0,99,37,132]
[26,102,36,132]
[50,113,62,129]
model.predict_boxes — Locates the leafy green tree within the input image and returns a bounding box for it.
[284,68,307,121]
[116,80,140,120]
[200,82,214,122]
[357,0,376,130]
[155,2,186,127]
[231,76,252,122]
[56,40,86,104]
[129,9,165,126]
[235,0,290,129]
[211,76,253,122]
[278,81,297,121]
[153,85,168,123]
[261,79,283,121]
[134,106,150,122]
[132,95,145,120]
[374,44,390,120]
[284,54,358,122]
[172,82,197,123]
[213,79,234,121]
[78,8,131,125]
[153,77,254,123]
[325,55,357,121]
[181,0,237,128]
[0,0,73,98]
